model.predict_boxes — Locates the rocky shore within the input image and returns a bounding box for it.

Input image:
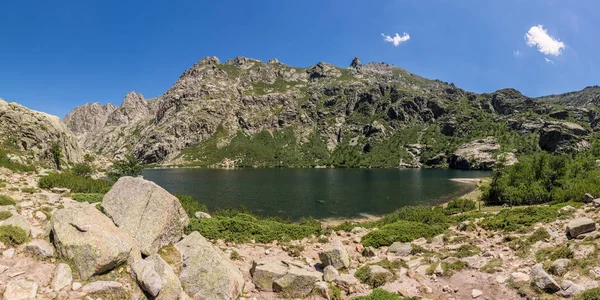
[1,168,599,299]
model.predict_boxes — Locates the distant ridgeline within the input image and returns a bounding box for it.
[56,56,599,170]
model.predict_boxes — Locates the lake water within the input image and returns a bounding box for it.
[142,168,489,220]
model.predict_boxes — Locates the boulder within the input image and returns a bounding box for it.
[81,281,125,294]
[323,265,339,282]
[194,211,211,219]
[449,137,499,170]
[368,265,393,284]
[472,289,483,298]
[387,242,412,256]
[131,253,182,300]
[101,177,189,255]
[593,198,600,207]
[334,274,359,294]
[566,218,596,239]
[3,279,38,300]
[272,266,322,298]
[314,281,330,299]
[319,242,350,270]
[560,280,583,298]
[50,203,133,280]
[550,259,570,276]
[25,240,54,258]
[510,272,530,283]
[175,231,243,300]
[52,263,73,292]
[584,193,595,203]
[0,215,31,236]
[250,260,288,292]
[539,122,590,154]
[361,246,376,257]
[530,264,560,293]
[558,205,575,215]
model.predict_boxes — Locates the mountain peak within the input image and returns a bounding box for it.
[349,57,362,69]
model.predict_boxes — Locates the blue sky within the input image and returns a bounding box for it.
[0,0,598,117]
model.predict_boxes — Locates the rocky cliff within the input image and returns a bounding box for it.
[64,56,598,169]
[0,98,83,164]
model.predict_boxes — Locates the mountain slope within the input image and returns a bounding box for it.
[65,56,597,168]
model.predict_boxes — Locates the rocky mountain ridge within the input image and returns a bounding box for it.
[63,56,599,169]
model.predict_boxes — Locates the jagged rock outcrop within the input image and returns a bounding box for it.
[106,92,151,126]
[539,121,590,153]
[64,102,117,136]
[449,137,500,170]
[101,176,189,256]
[0,98,83,163]
[49,203,134,280]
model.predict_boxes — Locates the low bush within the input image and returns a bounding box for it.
[445,198,477,214]
[441,260,469,275]
[72,193,105,203]
[351,288,415,300]
[535,246,573,262]
[361,220,445,248]
[38,172,112,193]
[71,163,93,177]
[0,211,12,221]
[575,288,600,300]
[0,194,16,206]
[379,205,448,226]
[189,212,321,243]
[479,206,557,232]
[0,225,28,245]
[526,228,551,244]
[480,258,503,273]
[0,149,35,173]
[20,187,37,194]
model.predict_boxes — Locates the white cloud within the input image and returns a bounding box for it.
[381,32,410,46]
[513,50,521,57]
[524,25,565,56]
[544,57,554,64]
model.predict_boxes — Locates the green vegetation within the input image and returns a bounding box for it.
[38,172,112,193]
[20,187,37,194]
[109,154,142,180]
[0,194,16,206]
[535,246,573,262]
[479,205,559,232]
[71,163,93,177]
[0,225,28,245]
[480,258,503,273]
[484,140,600,206]
[72,193,105,203]
[575,287,600,300]
[0,211,12,221]
[352,289,416,300]
[176,194,208,217]
[361,220,445,247]
[441,260,469,275]
[50,141,62,170]
[354,260,403,288]
[0,148,34,172]
[444,198,477,214]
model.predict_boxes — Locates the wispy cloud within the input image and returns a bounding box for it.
[544,57,554,64]
[513,50,521,57]
[381,32,410,46]
[525,25,565,56]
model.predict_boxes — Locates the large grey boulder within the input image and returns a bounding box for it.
[3,279,38,300]
[52,263,73,292]
[0,214,31,236]
[131,253,182,299]
[250,260,288,292]
[50,203,133,280]
[550,258,570,276]
[25,239,54,258]
[272,266,322,298]
[319,242,350,270]
[101,176,189,255]
[560,280,583,298]
[323,265,339,282]
[175,232,243,300]
[531,264,560,293]
[368,265,393,285]
[387,242,412,256]
[566,217,596,239]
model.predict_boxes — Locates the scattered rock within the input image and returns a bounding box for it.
[334,274,359,294]
[50,203,133,280]
[457,221,470,231]
[101,176,189,255]
[250,260,288,292]
[387,242,412,256]
[72,282,82,291]
[558,205,575,215]
[34,211,47,221]
[131,253,182,300]
[323,265,339,282]
[531,263,560,293]
[130,255,162,297]
[593,198,600,207]
[431,234,444,246]
[368,265,393,284]
[273,266,322,297]
[194,211,211,219]
[3,279,38,300]
[561,280,583,298]
[566,217,596,239]
[319,242,350,270]
[0,214,31,236]
[52,263,73,292]
[510,272,530,283]
[362,246,376,257]
[175,231,243,300]
[584,193,595,203]
[314,281,330,299]
[81,281,124,294]
[3,248,15,259]
[472,289,483,298]
[25,239,54,258]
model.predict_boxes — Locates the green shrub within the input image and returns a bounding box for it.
[535,246,573,262]
[526,228,551,244]
[361,220,445,248]
[109,154,142,180]
[479,206,557,232]
[20,187,37,194]
[329,283,342,300]
[38,172,112,193]
[176,194,208,218]
[0,225,28,245]
[71,163,93,177]
[351,289,414,300]
[450,244,481,258]
[441,260,468,275]
[0,194,16,206]
[0,211,12,221]
[379,206,448,226]
[72,193,105,203]
[445,198,477,214]
[575,287,600,300]
[480,258,503,273]
[189,212,321,243]
[0,149,35,172]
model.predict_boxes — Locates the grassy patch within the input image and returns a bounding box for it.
[445,198,477,214]
[441,260,469,275]
[0,149,35,172]
[20,187,37,194]
[361,220,446,248]
[351,288,414,300]
[0,194,16,206]
[176,194,208,218]
[0,225,28,245]
[38,172,112,193]
[72,193,105,203]
[449,244,481,258]
[158,244,182,275]
[480,258,503,273]
[0,211,12,221]
[575,287,600,300]
[479,205,557,232]
[535,246,573,262]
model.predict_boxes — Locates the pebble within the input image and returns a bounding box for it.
[3,248,15,259]
[472,289,483,298]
